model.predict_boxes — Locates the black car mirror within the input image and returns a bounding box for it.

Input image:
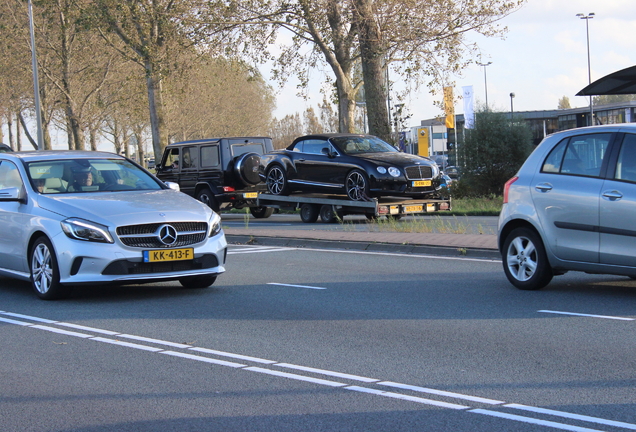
[321,147,336,158]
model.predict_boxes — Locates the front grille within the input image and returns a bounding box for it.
[405,165,433,180]
[116,222,208,248]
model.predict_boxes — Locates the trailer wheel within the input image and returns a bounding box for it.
[320,205,341,223]
[300,203,319,223]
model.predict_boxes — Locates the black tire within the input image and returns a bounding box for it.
[30,236,70,300]
[320,205,341,223]
[266,165,289,195]
[345,169,370,201]
[250,206,274,219]
[179,275,217,289]
[299,203,319,223]
[502,227,553,290]
[196,187,220,212]
[234,152,262,186]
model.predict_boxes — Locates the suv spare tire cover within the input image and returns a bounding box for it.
[234,152,262,186]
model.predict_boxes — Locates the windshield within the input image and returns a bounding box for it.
[26,158,163,194]
[332,136,398,155]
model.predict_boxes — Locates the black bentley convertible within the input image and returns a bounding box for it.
[259,133,442,201]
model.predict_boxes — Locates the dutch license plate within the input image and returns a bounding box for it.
[412,180,431,187]
[243,192,258,198]
[143,248,194,263]
[405,205,423,213]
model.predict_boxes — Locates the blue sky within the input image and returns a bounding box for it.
[268,0,636,126]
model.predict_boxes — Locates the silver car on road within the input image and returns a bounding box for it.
[0,151,226,299]
[499,124,636,290]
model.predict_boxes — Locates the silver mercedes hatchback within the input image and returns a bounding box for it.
[498,124,636,290]
[0,151,226,299]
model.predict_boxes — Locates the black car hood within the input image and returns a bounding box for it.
[353,152,434,166]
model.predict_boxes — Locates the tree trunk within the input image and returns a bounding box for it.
[354,0,390,142]
[145,60,166,162]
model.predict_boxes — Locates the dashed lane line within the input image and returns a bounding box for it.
[2,310,635,431]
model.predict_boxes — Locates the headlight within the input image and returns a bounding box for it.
[209,211,222,237]
[376,166,387,174]
[61,218,113,243]
[388,167,401,177]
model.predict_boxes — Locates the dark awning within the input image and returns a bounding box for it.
[576,65,636,96]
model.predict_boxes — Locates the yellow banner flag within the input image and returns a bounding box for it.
[444,86,455,129]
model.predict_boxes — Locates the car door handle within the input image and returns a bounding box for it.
[297,159,306,162]
[535,183,552,192]
[602,190,623,200]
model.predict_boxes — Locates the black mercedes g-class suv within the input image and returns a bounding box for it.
[155,137,274,218]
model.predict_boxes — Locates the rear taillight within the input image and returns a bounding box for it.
[503,176,518,204]
[222,186,235,192]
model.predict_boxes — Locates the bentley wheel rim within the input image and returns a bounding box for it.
[346,172,366,201]
[267,167,285,195]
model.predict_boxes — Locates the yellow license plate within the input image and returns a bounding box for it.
[243,192,258,198]
[412,180,431,187]
[143,248,194,263]
[405,205,423,213]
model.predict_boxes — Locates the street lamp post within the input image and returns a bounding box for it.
[477,62,492,109]
[576,12,595,126]
[510,92,515,118]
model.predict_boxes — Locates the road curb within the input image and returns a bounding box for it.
[226,234,501,260]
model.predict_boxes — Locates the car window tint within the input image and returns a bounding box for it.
[163,148,180,169]
[201,145,220,167]
[302,140,328,155]
[0,161,22,189]
[542,139,567,173]
[232,143,265,157]
[291,141,303,152]
[615,134,636,182]
[542,133,610,177]
[181,147,198,169]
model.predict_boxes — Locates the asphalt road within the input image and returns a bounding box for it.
[2,244,636,431]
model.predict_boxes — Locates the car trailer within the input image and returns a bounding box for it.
[256,193,451,223]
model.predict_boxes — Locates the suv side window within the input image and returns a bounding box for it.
[201,145,220,168]
[181,146,198,170]
[614,133,636,182]
[542,133,611,177]
[163,148,180,170]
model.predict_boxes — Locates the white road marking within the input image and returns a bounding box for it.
[245,367,346,387]
[4,309,636,431]
[506,404,636,430]
[161,351,246,367]
[539,310,635,321]
[470,409,606,432]
[90,337,164,352]
[117,334,192,348]
[379,381,504,405]
[346,386,469,410]
[267,282,326,290]
[229,248,296,255]
[190,347,276,364]
[276,363,379,382]
[228,244,500,262]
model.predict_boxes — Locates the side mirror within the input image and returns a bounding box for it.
[164,181,180,191]
[0,187,26,203]
[321,147,336,158]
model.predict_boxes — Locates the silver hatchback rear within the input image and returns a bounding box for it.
[498,123,636,290]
